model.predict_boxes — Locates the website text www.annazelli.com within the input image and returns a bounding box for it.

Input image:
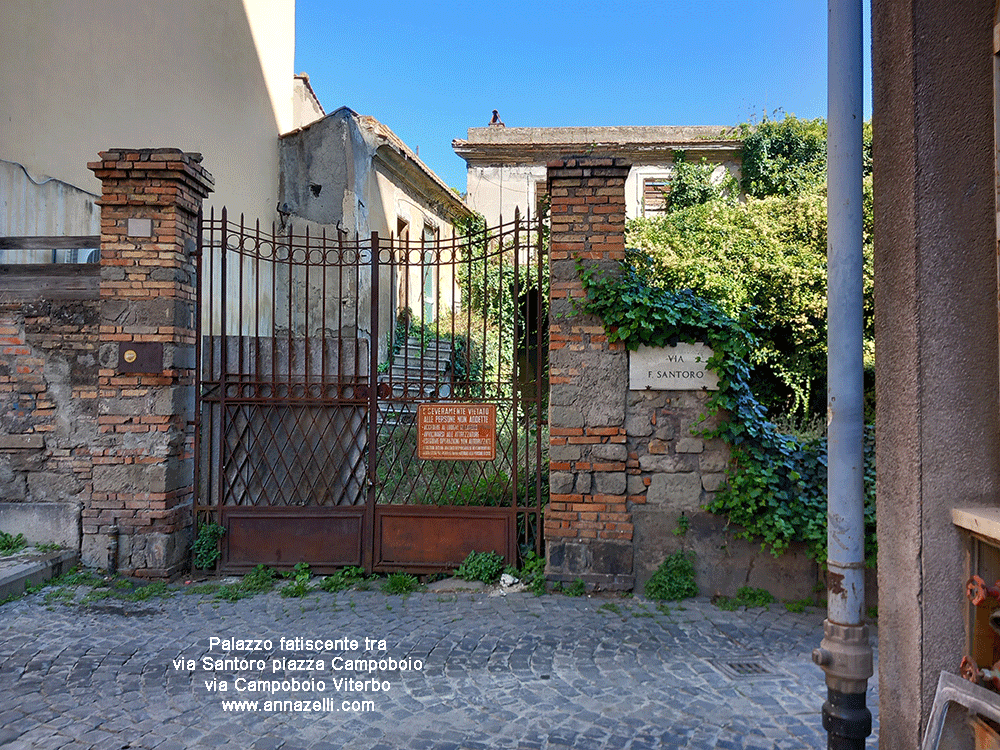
[222,698,376,713]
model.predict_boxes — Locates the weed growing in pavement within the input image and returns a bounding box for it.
[34,542,62,553]
[598,602,622,616]
[279,563,312,598]
[455,551,505,584]
[382,572,419,595]
[319,566,366,593]
[215,564,278,602]
[0,531,27,554]
[714,586,775,611]
[516,551,547,596]
[783,598,813,613]
[191,522,226,571]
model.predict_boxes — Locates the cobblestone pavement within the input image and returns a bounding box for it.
[0,585,878,749]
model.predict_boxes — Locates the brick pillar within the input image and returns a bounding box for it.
[86,149,214,577]
[545,157,633,591]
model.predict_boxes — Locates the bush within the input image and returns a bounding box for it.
[644,552,698,601]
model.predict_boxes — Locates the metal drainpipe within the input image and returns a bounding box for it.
[812,1,873,748]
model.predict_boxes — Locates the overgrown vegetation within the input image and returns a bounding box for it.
[626,114,873,421]
[517,551,547,596]
[455,550,505,584]
[279,562,312,598]
[319,566,366,593]
[644,552,699,601]
[714,586,775,611]
[215,564,278,602]
[192,523,225,570]
[578,113,876,564]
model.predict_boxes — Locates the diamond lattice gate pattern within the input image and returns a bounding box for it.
[194,209,548,574]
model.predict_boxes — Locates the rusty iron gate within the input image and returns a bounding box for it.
[194,208,547,574]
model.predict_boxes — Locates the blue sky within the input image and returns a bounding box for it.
[295,1,872,192]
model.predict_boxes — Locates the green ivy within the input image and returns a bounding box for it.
[576,258,875,563]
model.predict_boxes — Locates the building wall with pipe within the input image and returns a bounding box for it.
[872,0,1000,746]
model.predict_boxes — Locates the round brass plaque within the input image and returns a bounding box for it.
[123,349,137,363]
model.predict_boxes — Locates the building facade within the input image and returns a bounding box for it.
[453,125,742,226]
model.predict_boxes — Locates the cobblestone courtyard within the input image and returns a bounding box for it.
[0,586,878,749]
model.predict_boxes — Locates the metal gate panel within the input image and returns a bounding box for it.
[221,506,365,573]
[372,506,514,571]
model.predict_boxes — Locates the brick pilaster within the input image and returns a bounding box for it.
[86,149,214,577]
[545,158,633,591]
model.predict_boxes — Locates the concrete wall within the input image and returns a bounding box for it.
[0,0,294,222]
[872,0,1000,746]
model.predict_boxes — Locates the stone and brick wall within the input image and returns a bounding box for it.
[543,157,818,599]
[0,148,213,578]
[544,158,634,590]
[0,280,101,547]
[86,149,213,577]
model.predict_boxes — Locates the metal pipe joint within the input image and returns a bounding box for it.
[812,619,873,693]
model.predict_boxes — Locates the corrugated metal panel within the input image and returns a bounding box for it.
[0,159,100,263]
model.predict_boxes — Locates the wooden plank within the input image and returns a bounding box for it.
[0,264,100,301]
[0,236,99,250]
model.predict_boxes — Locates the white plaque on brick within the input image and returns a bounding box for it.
[629,343,719,391]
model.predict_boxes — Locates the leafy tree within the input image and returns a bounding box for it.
[666,151,738,211]
[625,114,875,422]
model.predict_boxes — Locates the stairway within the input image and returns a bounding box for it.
[378,336,453,424]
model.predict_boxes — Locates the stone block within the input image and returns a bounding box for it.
[550,472,574,494]
[550,405,584,429]
[646,472,702,510]
[627,474,647,495]
[549,443,582,462]
[92,458,189,495]
[26,471,83,503]
[591,443,627,462]
[590,540,633,575]
[625,413,653,436]
[0,460,27,501]
[638,454,697,473]
[575,472,592,494]
[593,472,627,495]
[675,438,704,454]
[647,439,668,454]
[549,384,580,407]
[699,452,729,473]
[0,501,80,547]
[654,423,676,440]
[702,473,727,492]
[152,385,195,417]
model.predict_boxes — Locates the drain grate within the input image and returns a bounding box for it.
[709,657,784,680]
